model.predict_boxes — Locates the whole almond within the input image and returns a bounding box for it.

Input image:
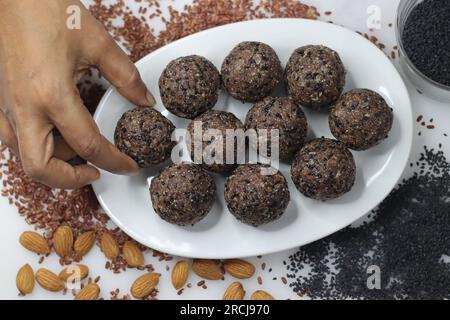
[223,259,255,279]
[192,259,224,280]
[74,231,96,258]
[59,264,89,282]
[223,282,245,300]
[131,273,161,299]
[16,264,35,295]
[35,268,65,292]
[171,261,189,290]
[19,231,50,255]
[100,232,119,260]
[251,290,274,300]
[123,241,144,267]
[75,283,100,300]
[53,226,73,258]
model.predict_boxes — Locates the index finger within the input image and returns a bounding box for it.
[88,25,155,108]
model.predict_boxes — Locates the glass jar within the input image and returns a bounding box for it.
[396,0,450,102]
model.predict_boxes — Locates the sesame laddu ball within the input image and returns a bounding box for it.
[224,164,290,227]
[291,138,356,201]
[150,163,216,226]
[329,89,394,151]
[114,107,175,168]
[221,41,283,103]
[159,55,220,119]
[187,110,244,173]
[245,96,308,162]
[286,45,346,110]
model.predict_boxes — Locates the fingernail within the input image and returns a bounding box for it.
[146,90,156,107]
[128,169,140,177]
[88,169,101,184]
[93,169,101,180]
[125,165,140,176]
[117,168,139,176]
[125,161,140,176]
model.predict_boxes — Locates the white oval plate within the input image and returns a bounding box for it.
[93,18,413,259]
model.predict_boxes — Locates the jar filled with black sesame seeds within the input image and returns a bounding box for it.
[396,0,450,102]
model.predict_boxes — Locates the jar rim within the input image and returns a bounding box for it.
[395,0,450,91]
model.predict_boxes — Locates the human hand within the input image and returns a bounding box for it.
[0,0,155,189]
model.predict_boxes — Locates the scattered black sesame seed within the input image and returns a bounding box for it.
[286,146,450,300]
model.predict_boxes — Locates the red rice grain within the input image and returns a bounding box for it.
[0,0,324,299]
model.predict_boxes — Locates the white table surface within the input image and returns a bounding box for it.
[1,0,448,300]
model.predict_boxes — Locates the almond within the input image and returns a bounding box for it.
[100,232,119,260]
[16,264,35,295]
[53,226,73,258]
[74,231,96,258]
[192,259,224,280]
[223,282,245,300]
[131,273,161,299]
[251,290,274,300]
[223,259,255,279]
[35,268,65,292]
[59,264,89,282]
[75,283,100,300]
[171,261,189,290]
[123,241,144,267]
[19,231,50,255]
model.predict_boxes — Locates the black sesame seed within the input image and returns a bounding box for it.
[402,0,450,86]
[286,146,450,300]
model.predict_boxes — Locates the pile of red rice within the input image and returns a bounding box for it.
[0,0,320,272]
